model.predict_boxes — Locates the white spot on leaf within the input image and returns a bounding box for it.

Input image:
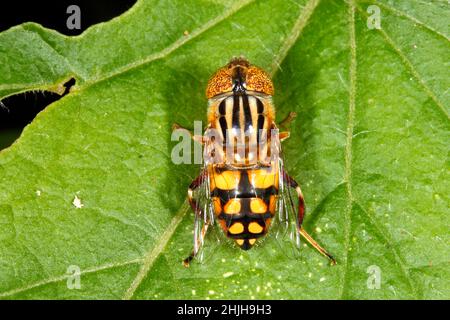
[72,195,84,209]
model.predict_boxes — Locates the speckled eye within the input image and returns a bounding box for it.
[205,58,274,99]
[245,66,274,96]
[205,66,234,99]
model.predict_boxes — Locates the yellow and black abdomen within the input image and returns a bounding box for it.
[208,164,279,250]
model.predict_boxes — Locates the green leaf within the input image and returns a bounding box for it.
[0,0,448,299]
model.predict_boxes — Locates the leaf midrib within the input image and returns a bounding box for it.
[339,0,357,300]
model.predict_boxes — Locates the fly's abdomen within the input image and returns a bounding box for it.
[208,163,279,250]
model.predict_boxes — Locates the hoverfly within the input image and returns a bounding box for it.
[175,58,336,266]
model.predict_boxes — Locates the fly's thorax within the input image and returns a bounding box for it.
[205,93,279,167]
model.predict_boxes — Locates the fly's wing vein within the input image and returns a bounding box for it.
[191,165,214,256]
[269,157,303,256]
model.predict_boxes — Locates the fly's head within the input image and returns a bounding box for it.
[206,57,274,99]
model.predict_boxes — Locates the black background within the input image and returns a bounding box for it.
[0,0,136,36]
[0,299,440,315]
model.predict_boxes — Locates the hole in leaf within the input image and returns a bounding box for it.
[0,0,137,36]
[0,78,75,150]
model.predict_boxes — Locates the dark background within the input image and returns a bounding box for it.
[0,0,136,149]
[0,0,136,35]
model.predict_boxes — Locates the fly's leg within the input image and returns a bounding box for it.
[172,123,204,144]
[279,111,297,127]
[279,111,297,128]
[183,223,210,267]
[298,228,336,265]
[277,112,297,142]
[279,131,290,142]
[283,171,337,265]
[184,171,209,267]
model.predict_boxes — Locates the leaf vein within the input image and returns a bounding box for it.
[122,202,190,300]
[340,0,357,299]
[356,5,449,120]
[374,0,450,42]
[0,259,142,298]
[82,0,255,89]
[21,24,80,80]
[355,202,421,299]
[270,0,321,76]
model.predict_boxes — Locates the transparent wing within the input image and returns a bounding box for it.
[188,164,221,264]
[267,154,337,264]
[266,155,304,259]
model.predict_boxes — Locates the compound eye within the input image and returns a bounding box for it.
[245,66,274,95]
[206,67,233,99]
